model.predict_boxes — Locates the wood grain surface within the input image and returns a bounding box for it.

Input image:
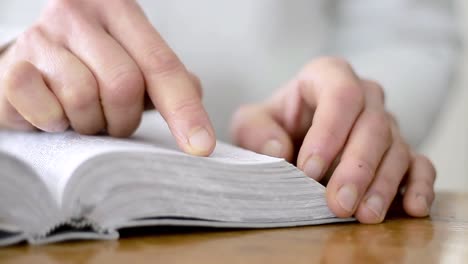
[1,192,467,264]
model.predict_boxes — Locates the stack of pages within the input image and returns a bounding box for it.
[0,112,350,246]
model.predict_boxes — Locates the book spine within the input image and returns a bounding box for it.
[29,218,115,245]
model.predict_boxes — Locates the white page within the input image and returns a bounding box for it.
[0,111,281,204]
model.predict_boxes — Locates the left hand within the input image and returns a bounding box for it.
[230,57,436,224]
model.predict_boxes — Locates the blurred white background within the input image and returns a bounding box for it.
[0,0,466,192]
[422,0,468,191]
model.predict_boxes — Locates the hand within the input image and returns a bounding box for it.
[0,0,216,156]
[230,57,436,223]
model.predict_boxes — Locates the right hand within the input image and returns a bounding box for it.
[0,0,216,156]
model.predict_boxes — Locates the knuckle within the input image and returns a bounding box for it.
[168,97,204,118]
[417,154,437,183]
[387,112,399,128]
[305,56,353,73]
[46,0,79,13]
[189,72,202,87]
[3,61,36,91]
[365,80,386,103]
[231,104,257,129]
[233,104,257,119]
[16,25,45,47]
[381,172,403,193]
[64,88,96,113]
[230,104,267,144]
[395,141,411,166]
[41,0,94,34]
[188,72,203,97]
[322,125,343,145]
[331,84,365,111]
[352,157,376,182]
[116,0,138,10]
[42,0,78,23]
[104,68,144,108]
[188,72,203,98]
[375,144,411,193]
[301,57,365,110]
[366,111,392,145]
[141,46,184,76]
[63,76,98,112]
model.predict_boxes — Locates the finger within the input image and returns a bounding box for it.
[403,154,436,217]
[230,104,294,161]
[144,72,201,111]
[0,96,34,131]
[3,60,68,132]
[12,25,105,135]
[354,134,411,223]
[62,23,144,137]
[0,57,35,131]
[325,81,392,217]
[100,1,215,156]
[189,72,203,98]
[33,49,105,135]
[267,79,314,142]
[296,58,365,181]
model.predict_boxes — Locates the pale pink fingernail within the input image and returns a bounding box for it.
[52,120,70,133]
[261,140,283,157]
[44,119,69,133]
[366,194,384,219]
[188,127,214,155]
[336,184,358,213]
[303,155,324,180]
[416,194,430,215]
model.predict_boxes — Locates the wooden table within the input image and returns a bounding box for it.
[1,192,467,263]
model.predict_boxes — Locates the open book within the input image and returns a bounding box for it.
[0,112,351,246]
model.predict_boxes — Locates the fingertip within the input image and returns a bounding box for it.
[402,154,436,218]
[3,60,69,133]
[404,193,431,218]
[300,155,325,180]
[355,195,386,224]
[42,118,70,133]
[326,183,359,218]
[230,104,294,161]
[260,139,283,158]
[106,110,142,138]
[186,126,216,156]
[3,61,36,98]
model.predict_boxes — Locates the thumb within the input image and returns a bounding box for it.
[230,104,294,161]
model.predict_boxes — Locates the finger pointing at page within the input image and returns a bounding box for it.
[99,1,216,156]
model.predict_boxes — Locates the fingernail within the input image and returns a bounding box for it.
[336,184,358,213]
[261,140,283,157]
[416,194,430,215]
[47,119,69,133]
[303,155,324,180]
[188,127,213,154]
[366,194,384,219]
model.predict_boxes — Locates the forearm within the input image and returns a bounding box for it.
[345,45,459,147]
[329,0,460,147]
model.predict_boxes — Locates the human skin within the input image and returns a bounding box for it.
[0,0,436,224]
[230,58,435,223]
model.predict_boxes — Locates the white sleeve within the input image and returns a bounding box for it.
[329,0,460,147]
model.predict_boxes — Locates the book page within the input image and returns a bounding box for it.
[0,112,281,204]
[134,111,283,164]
